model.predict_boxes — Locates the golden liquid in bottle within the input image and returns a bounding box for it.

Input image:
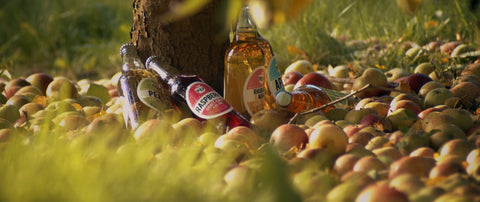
[224,31,265,119]
[119,68,158,129]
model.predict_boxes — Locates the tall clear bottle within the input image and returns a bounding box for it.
[146,56,251,132]
[118,43,158,130]
[224,5,266,119]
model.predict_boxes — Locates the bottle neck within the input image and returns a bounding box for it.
[121,55,145,72]
[146,56,181,84]
[120,44,145,72]
[234,5,259,41]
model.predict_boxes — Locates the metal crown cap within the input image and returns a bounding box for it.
[145,55,159,69]
[276,90,292,107]
[119,43,138,56]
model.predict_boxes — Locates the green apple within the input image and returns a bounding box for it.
[284,60,314,75]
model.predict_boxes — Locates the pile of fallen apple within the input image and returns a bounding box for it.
[1,39,480,201]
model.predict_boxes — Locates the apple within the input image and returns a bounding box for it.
[418,80,444,98]
[352,155,387,173]
[352,68,389,98]
[373,147,403,161]
[429,161,466,179]
[438,139,475,160]
[340,171,375,188]
[461,62,480,78]
[309,123,348,156]
[355,182,409,202]
[414,62,436,75]
[359,113,392,132]
[423,87,454,108]
[395,73,432,94]
[46,77,79,101]
[388,156,436,179]
[250,109,293,137]
[441,108,474,132]
[281,71,303,85]
[450,81,480,109]
[385,67,409,82]
[409,147,435,158]
[270,124,308,153]
[6,94,31,109]
[349,131,374,146]
[284,60,314,75]
[440,41,461,55]
[297,147,337,170]
[389,173,425,195]
[386,108,417,131]
[224,165,254,193]
[390,93,422,108]
[293,72,334,90]
[333,153,361,175]
[220,126,263,150]
[344,108,377,124]
[364,101,390,117]
[328,65,349,78]
[26,72,53,95]
[423,41,441,52]
[326,182,362,202]
[388,99,422,115]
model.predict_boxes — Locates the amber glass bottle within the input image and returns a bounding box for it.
[276,85,334,113]
[146,56,250,132]
[224,5,266,119]
[118,43,158,130]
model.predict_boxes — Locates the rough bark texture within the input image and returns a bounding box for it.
[130,0,228,93]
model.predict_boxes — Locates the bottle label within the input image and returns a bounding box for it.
[243,67,266,116]
[186,81,233,119]
[266,57,285,96]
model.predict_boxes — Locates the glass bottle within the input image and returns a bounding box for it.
[224,5,266,119]
[118,43,158,130]
[249,6,285,110]
[146,56,250,132]
[276,84,334,113]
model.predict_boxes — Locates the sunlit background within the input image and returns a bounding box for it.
[0,0,478,80]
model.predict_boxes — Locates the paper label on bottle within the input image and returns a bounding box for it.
[266,57,285,96]
[243,67,265,116]
[186,81,233,119]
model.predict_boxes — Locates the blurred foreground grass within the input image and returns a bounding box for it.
[0,0,478,79]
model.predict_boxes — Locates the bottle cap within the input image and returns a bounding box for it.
[276,90,292,107]
[145,55,159,69]
[120,43,138,57]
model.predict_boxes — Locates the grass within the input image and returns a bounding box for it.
[1,0,478,80]
[262,0,480,70]
[0,0,131,80]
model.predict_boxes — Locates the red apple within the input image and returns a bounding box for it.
[281,71,303,85]
[388,156,436,179]
[294,72,334,90]
[395,73,432,94]
[270,124,308,153]
[355,182,409,202]
[388,99,422,115]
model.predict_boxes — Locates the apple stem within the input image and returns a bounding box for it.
[287,84,411,124]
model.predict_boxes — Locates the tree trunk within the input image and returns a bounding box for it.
[130,0,228,94]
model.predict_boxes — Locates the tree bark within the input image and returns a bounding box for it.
[130,0,228,94]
